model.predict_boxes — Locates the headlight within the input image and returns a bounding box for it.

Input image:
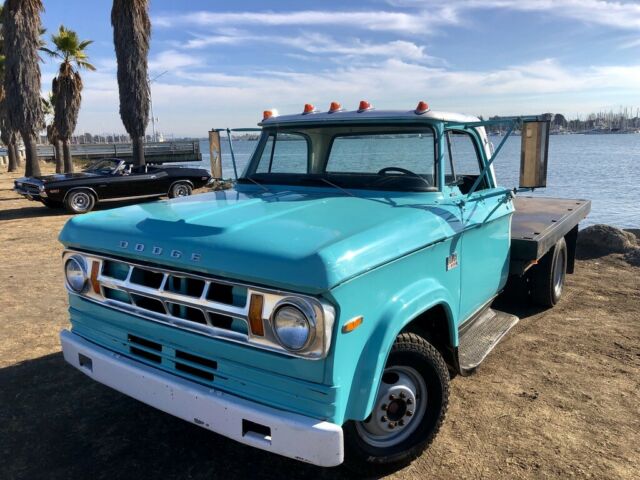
[272,299,316,351]
[65,255,88,293]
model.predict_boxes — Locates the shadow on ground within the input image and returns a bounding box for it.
[0,353,357,480]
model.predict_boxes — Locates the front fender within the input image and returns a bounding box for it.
[327,238,460,424]
[346,281,456,422]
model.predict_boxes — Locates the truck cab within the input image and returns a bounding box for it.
[58,102,589,472]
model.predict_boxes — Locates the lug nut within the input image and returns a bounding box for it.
[406,398,413,405]
[388,421,397,429]
[399,392,406,399]
[389,394,396,401]
[381,416,388,422]
[406,410,414,417]
[399,419,405,426]
[381,403,388,411]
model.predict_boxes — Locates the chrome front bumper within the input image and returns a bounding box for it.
[60,330,344,467]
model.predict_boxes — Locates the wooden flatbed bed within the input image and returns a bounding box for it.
[510,196,591,275]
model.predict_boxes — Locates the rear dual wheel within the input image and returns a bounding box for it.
[531,237,567,307]
[343,333,449,474]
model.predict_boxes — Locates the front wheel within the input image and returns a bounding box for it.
[64,190,96,214]
[168,181,192,198]
[343,333,450,474]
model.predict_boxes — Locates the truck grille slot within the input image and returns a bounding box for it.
[209,313,233,329]
[103,287,132,304]
[102,260,129,280]
[128,334,162,363]
[175,362,214,381]
[166,303,207,324]
[130,267,164,289]
[206,282,247,307]
[131,294,166,314]
[165,275,205,297]
[175,350,217,370]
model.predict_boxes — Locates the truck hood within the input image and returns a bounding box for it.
[59,187,460,293]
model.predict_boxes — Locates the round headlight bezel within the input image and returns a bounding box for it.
[271,298,317,352]
[65,255,89,293]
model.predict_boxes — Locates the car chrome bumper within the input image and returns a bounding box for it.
[60,330,344,467]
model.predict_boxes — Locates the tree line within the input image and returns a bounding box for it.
[0,0,151,177]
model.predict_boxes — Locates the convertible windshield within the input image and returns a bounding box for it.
[243,126,437,191]
[84,159,122,174]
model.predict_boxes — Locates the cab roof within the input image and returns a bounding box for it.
[258,109,481,128]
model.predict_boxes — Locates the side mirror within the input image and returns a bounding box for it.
[519,120,550,188]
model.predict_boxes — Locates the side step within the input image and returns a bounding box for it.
[457,308,519,374]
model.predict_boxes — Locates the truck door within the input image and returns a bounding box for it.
[444,129,513,323]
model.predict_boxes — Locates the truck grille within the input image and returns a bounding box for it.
[98,258,250,341]
[64,249,335,359]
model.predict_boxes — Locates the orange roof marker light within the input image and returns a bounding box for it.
[328,101,342,113]
[302,103,316,114]
[415,101,430,115]
[357,100,372,113]
[262,109,278,121]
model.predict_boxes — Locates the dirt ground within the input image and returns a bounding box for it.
[1,164,638,480]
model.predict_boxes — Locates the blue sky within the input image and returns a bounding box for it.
[40,0,640,137]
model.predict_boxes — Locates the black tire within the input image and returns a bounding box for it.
[531,237,567,307]
[168,181,192,198]
[343,333,450,475]
[64,189,96,214]
[41,199,63,209]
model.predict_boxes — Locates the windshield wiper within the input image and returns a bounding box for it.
[319,177,360,199]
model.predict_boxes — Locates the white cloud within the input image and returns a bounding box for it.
[71,57,640,136]
[154,9,461,35]
[148,50,201,70]
[392,0,640,30]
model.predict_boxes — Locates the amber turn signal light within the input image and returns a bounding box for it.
[342,316,363,333]
[90,260,101,294]
[248,294,265,336]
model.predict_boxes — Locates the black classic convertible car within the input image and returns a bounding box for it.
[14,158,212,213]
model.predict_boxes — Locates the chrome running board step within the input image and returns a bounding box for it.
[457,307,519,374]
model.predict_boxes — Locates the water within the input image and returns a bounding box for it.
[190,134,640,228]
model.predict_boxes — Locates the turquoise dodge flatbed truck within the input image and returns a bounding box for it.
[59,102,590,472]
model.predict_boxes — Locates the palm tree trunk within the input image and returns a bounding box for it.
[7,141,18,172]
[62,139,73,173]
[132,135,145,166]
[13,143,22,167]
[54,139,64,173]
[22,131,41,177]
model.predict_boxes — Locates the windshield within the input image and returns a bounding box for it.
[243,125,437,191]
[84,159,121,174]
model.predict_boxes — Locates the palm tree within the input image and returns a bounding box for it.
[41,92,63,173]
[0,4,19,172]
[112,0,150,166]
[2,0,44,177]
[42,25,95,173]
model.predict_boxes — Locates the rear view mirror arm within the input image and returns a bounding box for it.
[466,119,518,197]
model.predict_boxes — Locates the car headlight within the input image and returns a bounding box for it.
[272,299,316,351]
[65,255,88,293]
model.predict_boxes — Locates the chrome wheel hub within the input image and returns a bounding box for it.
[72,192,90,211]
[174,185,189,197]
[355,365,427,448]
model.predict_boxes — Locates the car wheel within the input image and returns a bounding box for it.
[531,237,567,307]
[343,333,450,474]
[64,190,96,214]
[169,181,192,198]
